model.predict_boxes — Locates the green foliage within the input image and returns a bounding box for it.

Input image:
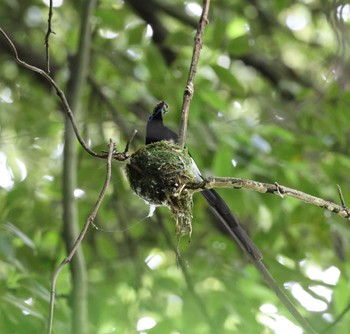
[1,0,350,333]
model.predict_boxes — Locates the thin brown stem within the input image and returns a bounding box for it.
[124,129,138,153]
[337,184,348,209]
[44,0,55,73]
[48,139,114,334]
[0,28,128,162]
[178,0,210,147]
[190,176,350,221]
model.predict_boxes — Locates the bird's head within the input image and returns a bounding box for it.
[150,100,169,120]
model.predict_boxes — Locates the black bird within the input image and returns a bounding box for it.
[146,101,262,260]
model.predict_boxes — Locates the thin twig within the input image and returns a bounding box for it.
[178,0,210,147]
[44,0,55,74]
[189,177,350,221]
[337,184,348,208]
[124,129,138,153]
[337,184,350,218]
[48,139,114,334]
[161,175,317,332]
[0,28,128,162]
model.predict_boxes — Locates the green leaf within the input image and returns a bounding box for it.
[198,89,228,110]
[2,222,36,250]
[212,64,245,96]
[228,35,250,55]
[95,7,127,30]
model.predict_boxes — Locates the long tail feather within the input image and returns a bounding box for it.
[201,189,262,260]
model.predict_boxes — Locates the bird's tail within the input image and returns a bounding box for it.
[201,189,262,260]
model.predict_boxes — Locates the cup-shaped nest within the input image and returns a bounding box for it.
[126,141,199,236]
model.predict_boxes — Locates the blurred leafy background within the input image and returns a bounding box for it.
[1,0,350,333]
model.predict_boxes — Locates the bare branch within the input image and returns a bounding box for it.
[190,176,350,220]
[186,176,320,333]
[0,28,128,162]
[124,129,138,153]
[44,0,55,73]
[337,184,349,210]
[178,0,210,147]
[48,139,115,334]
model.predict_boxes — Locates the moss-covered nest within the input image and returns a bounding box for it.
[126,141,199,236]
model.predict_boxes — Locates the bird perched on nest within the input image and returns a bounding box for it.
[145,100,262,260]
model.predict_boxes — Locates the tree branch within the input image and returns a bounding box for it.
[61,2,96,333]
[178,0,210,147]
[44,0,54,73]
[0,27,129,162]
[186,176,320,333]
[48,139,115,334]
[190,176,350,220]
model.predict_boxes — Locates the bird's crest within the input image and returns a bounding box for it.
[152,100,169,118]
